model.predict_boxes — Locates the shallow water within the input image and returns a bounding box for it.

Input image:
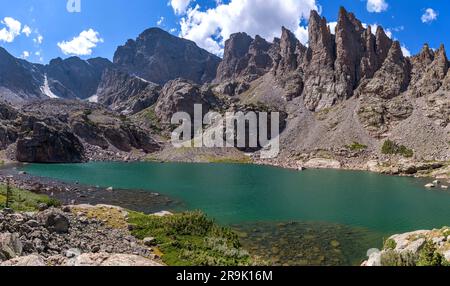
[23,162,450,265]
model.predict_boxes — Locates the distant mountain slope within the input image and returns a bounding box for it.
[0,47,45,104]
[46,56,113,100]
[0,48,113,103]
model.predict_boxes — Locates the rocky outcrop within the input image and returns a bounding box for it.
[302,10,337,111]
[155,79,214,123]
[16,121,85,163]
[0,99,160,163]
[410,45,448,97]
[96,68,161,114]
[363,227,450,266]
[358,41,411,100]
[216,33,274,83]
[114,28,220,85]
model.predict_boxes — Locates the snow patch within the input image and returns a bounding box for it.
[87,94,98,103]
[40,75,59,98]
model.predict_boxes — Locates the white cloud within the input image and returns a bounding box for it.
[33,34,44,44]
[170,0,192,15]
[179,0,317,56]
[22,25,32,37]
[20,50,30,59]
[421,8,438,23]
[367,0,388,13]
[0,17,22,43]
[401,45,411,57]
[157,16,165,26]
[57,29,103,56]
[35,51,44,62]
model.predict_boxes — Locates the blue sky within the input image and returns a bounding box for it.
[0,0,447,63]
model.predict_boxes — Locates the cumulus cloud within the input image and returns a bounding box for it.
[33,34,44,44]
[0,17,22,43]
[170,0,192,15]
[22,25,32,37]
[401,45,411,57]
[20,50,30,59]
[179,0,317,56]
[157,16,165,26]
[367,0,388,13]
[57,29,103,56]
[421,8,438,23]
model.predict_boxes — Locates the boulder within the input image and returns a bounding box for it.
[143,237,157,247]
[16,121,85,163]
[1,254,45,266]
[38,209,70,234]
[304,158,342,169]
[0,233,23,261]
[65,253,163,266]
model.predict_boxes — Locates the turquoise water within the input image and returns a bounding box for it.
[23,162,450,265]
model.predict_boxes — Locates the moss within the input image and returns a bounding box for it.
[0,185,60,212]
[71,206,128,229]
[381,140,414,158]
[127,211,261,266]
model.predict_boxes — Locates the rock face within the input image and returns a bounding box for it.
[45,57,113,100]
[410,44,448,97]
[16,121,85,163]
[216,33,273,82]
[155,79,214,123]
[96,68,161,114]
[114,28,221,85]
[358,41,411,100]
[302,10,337,110]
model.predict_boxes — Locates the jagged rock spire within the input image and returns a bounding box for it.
[359,41,411,99]
[375,26,393,63]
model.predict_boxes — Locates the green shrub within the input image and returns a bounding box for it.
[380,250,418,266]
[383,238,397,250]
[382,140,414,158]
[417,240,444,266]
[0,185,60,212]
[346,142,368,152]
[128,211,259,266]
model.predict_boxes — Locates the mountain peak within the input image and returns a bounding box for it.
[114,27,221,85]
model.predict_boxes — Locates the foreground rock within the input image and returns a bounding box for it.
[362,227,450,266]
[0,205,163,266]
[1,253,162,266]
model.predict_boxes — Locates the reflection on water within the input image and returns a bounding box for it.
[233,221,383,266]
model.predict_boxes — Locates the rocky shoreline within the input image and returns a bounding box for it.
[0,164,181,215]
